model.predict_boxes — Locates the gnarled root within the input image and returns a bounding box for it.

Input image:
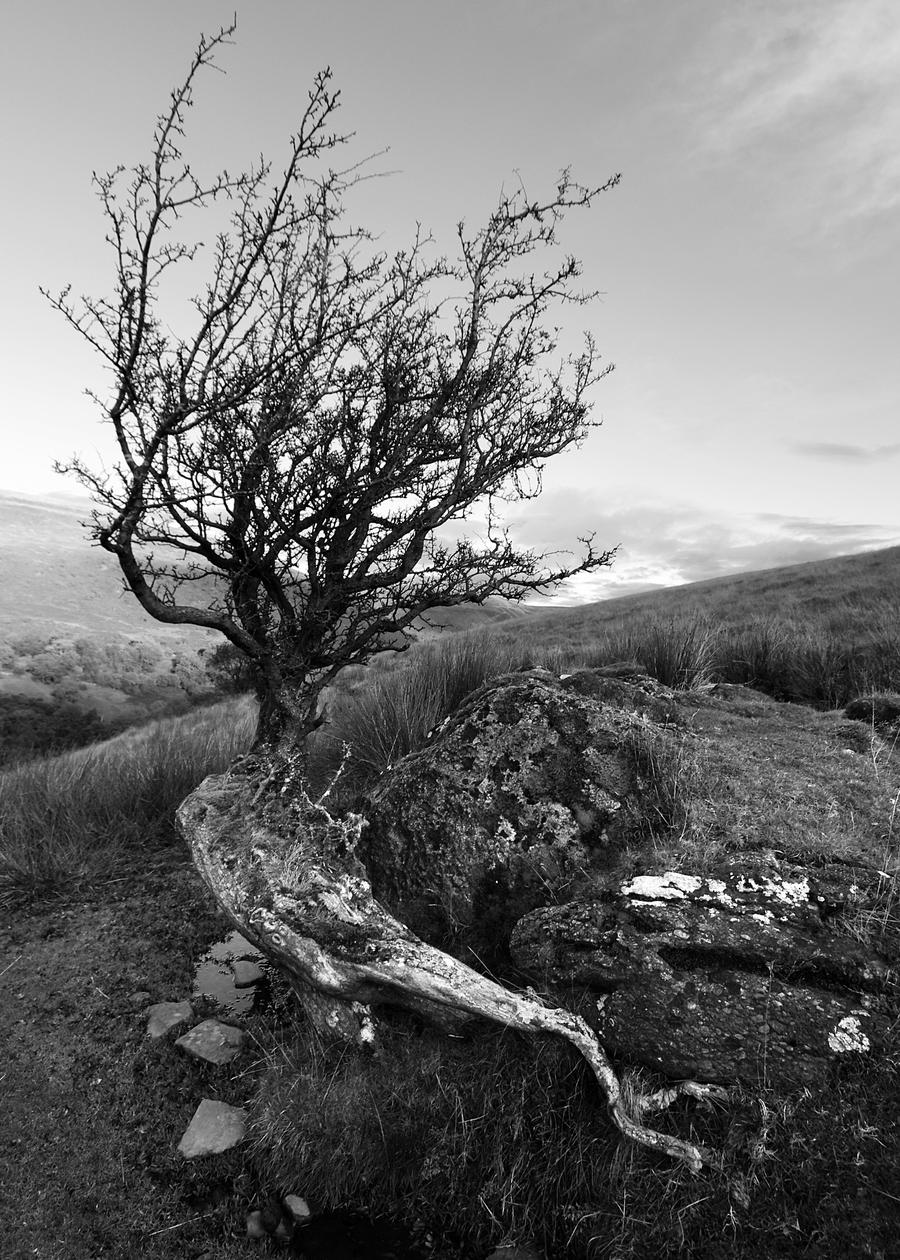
[178,773,722,1172]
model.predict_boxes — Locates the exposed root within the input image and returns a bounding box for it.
[179,774,725,1172]
[635,1081,732,1115]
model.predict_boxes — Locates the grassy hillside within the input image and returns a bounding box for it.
[0,696,256,906]
[481,542,900,710]
[2,486,898,771]
[0,491,220,640]
[529,541,900,636]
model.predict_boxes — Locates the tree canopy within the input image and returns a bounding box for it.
[47,22,620,749]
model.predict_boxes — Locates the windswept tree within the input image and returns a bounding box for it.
[44,28,735,1176]
[47,22,618,757]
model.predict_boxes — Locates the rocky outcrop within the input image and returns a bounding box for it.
[511,854,891,1088]
[178,666,898,1169]
[360,667,894,1087]
[363,668,672,955]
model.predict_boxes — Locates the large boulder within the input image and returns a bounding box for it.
[362,667,673,956]
[361,666,896,1086]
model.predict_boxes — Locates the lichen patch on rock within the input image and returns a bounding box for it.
[827,1014,872,1054]
[621,872,703,900]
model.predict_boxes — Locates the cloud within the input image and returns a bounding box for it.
[791,441,900,462]
[496,488,900,605]
[686,0,900,238]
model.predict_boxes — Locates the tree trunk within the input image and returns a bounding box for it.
[177,767,721,1172]
[254,675,325,763]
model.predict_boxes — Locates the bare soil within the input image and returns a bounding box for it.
[0,859,275,1260]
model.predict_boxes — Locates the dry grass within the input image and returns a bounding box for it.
[249,1002,642,1257]
[248,983,900,1257]
[0,695,255,905]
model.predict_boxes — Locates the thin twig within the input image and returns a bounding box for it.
[864,1182,900,1206]
[145,1211,218,1237]
[0,955,22,979]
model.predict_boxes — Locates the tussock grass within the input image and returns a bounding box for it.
[625,717,722,866]
[249,1008,637,1257]
[0,695,255,905]
[249,995,900,1258]
[306,596,900,801]
[310,631,539,794]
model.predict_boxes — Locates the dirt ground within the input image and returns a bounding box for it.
[0,859,286,1260]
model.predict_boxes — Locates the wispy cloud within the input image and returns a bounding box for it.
[686,0,900,239]
[791,441,900,461]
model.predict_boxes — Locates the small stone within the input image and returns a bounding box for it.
[177,1098,246,1157]
[128,989,152,1008]
[175,1018,246,1064]
[146,1000,193,1038]
[273,1219,293,1243]
[283,1193,311,1222]
[231,959,264,988]
[246,1209,267,1240]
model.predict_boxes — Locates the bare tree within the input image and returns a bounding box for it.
[46,22,619,756]
[45,27,733,1176]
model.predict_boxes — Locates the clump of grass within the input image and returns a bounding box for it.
[310,631,542,796]
[717,617,793,697]
[0,695,256,905]
[845,692,900,732]
[249,1007,649,1258]
[625,717,727,870]
[632,615,721,689]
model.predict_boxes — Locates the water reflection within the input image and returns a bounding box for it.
[193,929,269,1016]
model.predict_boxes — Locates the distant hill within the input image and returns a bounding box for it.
[0,491,217,643]
[517,541,900,640]
[0,490,534,644]
[3,488,899,648]
[0,490,534,744]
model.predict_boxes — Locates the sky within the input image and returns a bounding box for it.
[1,0,898,602]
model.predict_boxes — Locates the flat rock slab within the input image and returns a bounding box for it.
[177,1098,246,1158]
[175,1018,245,1064]
[146,1000,193,1039]
[511,855,891,1088]
[231,959,264,988]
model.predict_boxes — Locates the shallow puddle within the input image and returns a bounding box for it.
[193,930,269,1016]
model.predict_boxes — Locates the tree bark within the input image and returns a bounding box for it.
[253,673,326,762]
[177,769,719,1171]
